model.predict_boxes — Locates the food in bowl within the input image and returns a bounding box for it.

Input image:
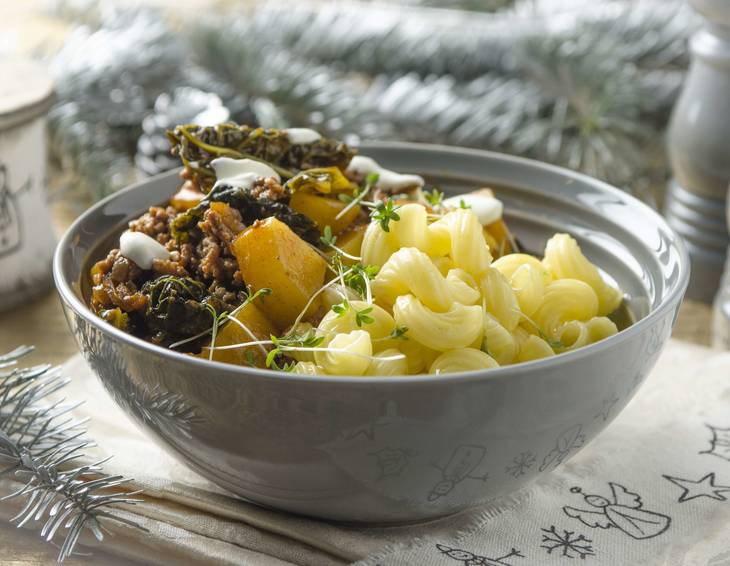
[89,123,626,376]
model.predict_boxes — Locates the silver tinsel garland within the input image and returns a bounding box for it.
[0,346,142,562]
[44,0,697,203]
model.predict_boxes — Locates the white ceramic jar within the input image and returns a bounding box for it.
[0,59,56,311]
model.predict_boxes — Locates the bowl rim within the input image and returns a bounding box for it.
[53,141,690,385]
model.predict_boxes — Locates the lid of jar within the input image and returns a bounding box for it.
[0,58,55,131]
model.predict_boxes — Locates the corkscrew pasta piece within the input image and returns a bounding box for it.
[373,248,479,311]
[481,267,521,331]
[388,203,451,257]
[392,294,483,351]
[397,336,440,374]
[542,234,623,316]
[509,263,546,317]
[431,208,492,276]
[317,300,395,343]
[483,313,520,365]
[365,348,409,376]
[492,253,553,285]
[532,279,599,336]
[314,330,373,375]
[586,316,619,342]
[361,220,397,267]
[429,348,499,374]
[516,335,556,362]
[554,320,591,352]
[291,361,321,375]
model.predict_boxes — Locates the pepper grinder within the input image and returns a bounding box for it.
[711,183,730,348]
[666,0,730,303]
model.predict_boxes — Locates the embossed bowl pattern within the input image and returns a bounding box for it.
[53,143,689,522]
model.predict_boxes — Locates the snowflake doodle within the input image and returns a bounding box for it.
[540,526,595,559]
[505,451,535,478]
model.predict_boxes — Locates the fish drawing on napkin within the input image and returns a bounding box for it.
[564,482,671,540]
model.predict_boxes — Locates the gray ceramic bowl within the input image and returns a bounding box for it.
[54,143,689,523]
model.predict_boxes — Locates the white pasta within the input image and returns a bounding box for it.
[481,267,521,331]
[291,361,322,375]
[483,313,520,365]
[429,348,499,374]
[393,294,483,351]
[361,220,397,267]
[509,263,545,317]
[318,300,395,343]
[445,268,481,305]
[397,336,440,374]
[315,330,373,375]
[543,234,623,316]
[516,335,556,362]
[492,253,553,285]
[430,208,492,276]
[532,279,599,336]
[373,247,476,311]
[365,348,409,376]
[586,316,619,342]
[321,284,358,312]
[554,321,590,352]
[389,203,451,257]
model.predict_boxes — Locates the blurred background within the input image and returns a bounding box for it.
[7,0,697,203]
[1,0,728,351]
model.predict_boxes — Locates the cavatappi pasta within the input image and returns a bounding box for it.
[89,123,626,376]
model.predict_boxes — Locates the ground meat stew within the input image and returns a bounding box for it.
[88,124,524,372]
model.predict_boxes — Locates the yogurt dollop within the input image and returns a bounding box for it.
[120,231,170,269]
[443,193,503,226]
[211,157,281,190]
[283,127,322,145]
[345,155,424,191]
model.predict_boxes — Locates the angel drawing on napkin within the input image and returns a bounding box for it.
[563,482,670,540]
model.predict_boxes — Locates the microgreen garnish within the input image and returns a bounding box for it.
[343,263,378,301]
[388,325,409,340]
[335,172,379,221]
[320,225,361,261]
[459,198,471,209]
[320,225,337,247]
[371,199,401,232]
[266,329,325,369]
[355,306,374,327]
[332,301,350,317]
[423,188,444,208]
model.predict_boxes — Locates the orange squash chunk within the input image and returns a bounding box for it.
[201,301,276,367]
[289,192,361,236]
[232,217,327,328]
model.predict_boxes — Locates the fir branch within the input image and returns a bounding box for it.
[0,347,144,562]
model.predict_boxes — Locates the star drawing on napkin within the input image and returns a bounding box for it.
[663,472,730,503]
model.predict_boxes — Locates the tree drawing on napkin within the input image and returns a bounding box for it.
[700,424,730,463]
[563,483,671,540]
[435,543,524,566]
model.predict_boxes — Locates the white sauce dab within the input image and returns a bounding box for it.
[443,193,503,226]
[345,155,425,191]
[120,231,170,269]
[283,128,322,144]
[211,157,281,190]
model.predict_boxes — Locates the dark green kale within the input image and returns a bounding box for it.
[171,183,320,245]
[166,123,355,193]
[140,275,228,345]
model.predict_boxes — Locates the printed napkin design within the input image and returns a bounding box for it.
[357,347,730,566]
[4,341,728,566]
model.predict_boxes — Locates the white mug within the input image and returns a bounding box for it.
[0,59,56,311]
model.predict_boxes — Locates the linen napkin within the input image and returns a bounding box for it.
[2,338,730,565]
